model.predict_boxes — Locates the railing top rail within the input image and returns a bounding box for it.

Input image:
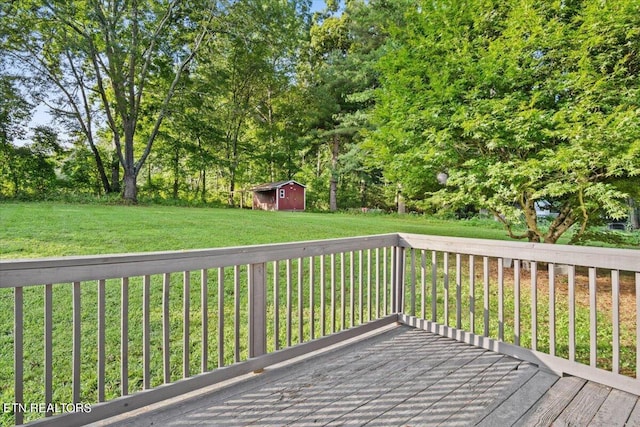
[398,233,640,271]
[3,232,638,288]
[0,233,399,288]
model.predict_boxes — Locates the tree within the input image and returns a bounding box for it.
[0,73,32,197]
[1,0,215,202]
[303,0,406,211]
[371,0,640,242]
[0,126,60,198]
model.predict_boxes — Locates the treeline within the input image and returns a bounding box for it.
[0,0,401,211]
[1,0,639,241]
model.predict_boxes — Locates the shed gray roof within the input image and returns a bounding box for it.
[251,180,306,192]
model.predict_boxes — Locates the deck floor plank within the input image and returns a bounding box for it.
[412,359,534,426]
[327,354,521,426]
[170,328,418,426]
[625,400,640,427]
[90,325,636,427]
[317,346,494,426]
[513,375,587,427]
[245,332,457,425]
[473,370,559,427]
[252,336,476,425]
[391,356,525,426]
[436,361,540,427]
[590,388,638,426]
[363,352,518,426]
[552,381,611,426]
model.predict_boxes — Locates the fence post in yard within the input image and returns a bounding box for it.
[249,263,267,359]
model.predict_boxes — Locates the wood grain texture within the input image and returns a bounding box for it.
[514,375,586,427]
[552,381,610,426]
[590,388,638,426]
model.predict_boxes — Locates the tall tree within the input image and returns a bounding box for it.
[0,73,31,147]
[303,0,407,211]
[0,73,32,197]
[371,0,640,242]
[1,0,216,202]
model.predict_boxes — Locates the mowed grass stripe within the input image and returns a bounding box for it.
[0,202,514,259]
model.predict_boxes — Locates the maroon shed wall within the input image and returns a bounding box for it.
[277,182,305,211]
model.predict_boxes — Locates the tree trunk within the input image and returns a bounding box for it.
[172,179,179,199]
[172,149,180,199]
[228,177,235,207]
[110,152,121,193]
[147,163,152,191]
[122,170,137,203]
[120,120,138,203]
[397,190,405,214]
[520,193,543,242]
[630,199,640,229]
[11,169,19,198]
[88,142,112,194]
[201,169,207,202]
[329,135,339,212]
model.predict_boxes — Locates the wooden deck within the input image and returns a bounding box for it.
[89,325,640,427]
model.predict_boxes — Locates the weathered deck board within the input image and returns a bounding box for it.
[625,400,640,427]
[363,352,520,426]
[264,337,474,425]
[91,325,639,427]
[590,388,638,426]
[429,359,532,426]
[226,331,450,424]
[474,370,559,426]
[551,381,610,426]
[514,375,587,427]
[325,352,517,426]
[391,356,527,426]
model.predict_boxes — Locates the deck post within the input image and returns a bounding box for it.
[249,262,267,359]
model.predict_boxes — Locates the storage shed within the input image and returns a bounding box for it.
[251,180,306,211]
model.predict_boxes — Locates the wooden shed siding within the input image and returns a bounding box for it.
[252,181,305,211]
[277,182,304,211]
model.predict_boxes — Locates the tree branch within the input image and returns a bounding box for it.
[135,18,212,174]
[490,209,529,240]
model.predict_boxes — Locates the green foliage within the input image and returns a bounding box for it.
[0,74,31,145]
[301,0,409,211]
[1,0,218,202]
[571,227,640,248]
[370,0,640,243]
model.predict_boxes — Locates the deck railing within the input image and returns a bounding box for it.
[1,233,639,426]
[0,234,401,426]
[396,233,640,396]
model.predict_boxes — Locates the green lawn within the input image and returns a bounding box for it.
[0,202,516,259]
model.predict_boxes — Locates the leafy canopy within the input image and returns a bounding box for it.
[370,0,640,243]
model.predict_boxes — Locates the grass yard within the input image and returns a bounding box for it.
[0,201,638,424]
[0,202,518,258]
